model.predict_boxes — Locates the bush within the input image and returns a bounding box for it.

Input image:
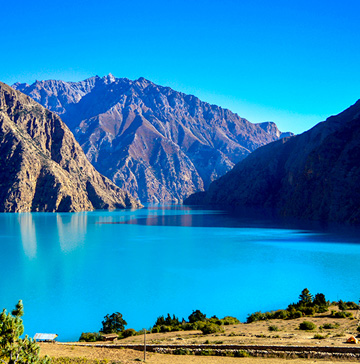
[246,311,267,323]
[200,323,222,335]
[299,321,317,330]
[357,326,360,333]
[301,307,316,316]
[199,349,216,356]
[159,325,172,333]
[220,316,240,325]
[182,323,196,331]
[313,334,326,339]
[79,332,102,342]
[315,305,328,313]
[234,350,250,357]
[151,326,160,333]
[322,323,339,329]
[192,321,206,330]
[331,311,353,318]
[121,328,137,338]
[287,309,303,319]
[173,348,192,355]
[338,301,359,310]
[268,325,279,332]
[273,310,289,320]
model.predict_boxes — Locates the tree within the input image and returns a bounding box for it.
[100,312,127,334]
[0,300,50,364]
[188,310,206,323]
[298,288,313,306]
[154,314,180,328]
[313,293,327,307]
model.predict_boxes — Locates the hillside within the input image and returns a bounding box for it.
[185,100,360,224]
[14,75,292,203]
[0,82,140,212]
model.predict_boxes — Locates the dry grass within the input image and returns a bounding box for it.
[39,306,360,364]
[39,343,356,364]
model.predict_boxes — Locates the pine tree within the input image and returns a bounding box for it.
[0,300,50,364]
[298,288,313,306]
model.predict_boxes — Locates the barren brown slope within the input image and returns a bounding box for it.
[14,76,293,203]
[0,82,141,212]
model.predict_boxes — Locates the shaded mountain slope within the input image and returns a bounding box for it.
[184,100,360,224]
[14,75,292,203]
[0,82,140,212]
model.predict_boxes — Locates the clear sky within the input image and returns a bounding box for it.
[2,0,359,134]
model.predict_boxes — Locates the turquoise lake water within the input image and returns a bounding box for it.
[1,205,360,341]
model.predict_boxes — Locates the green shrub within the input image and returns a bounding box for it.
[287,309,303,319]
[193,321,206,330]
[273,310,289,320]
[322,323,339,329]
[299,321,317,330]
[331,311,353,318]
[234,350,250,357]
[121,328,137,338]
[200,323,222,335]
[151,326,160,333]
[220,316,240,325]
[159,325,172,333]
[345,301,359,309]
[199,349,215,356]
[79,332,102,342]
[313,334,326,339]
[268,325,279,332]
[173,348,192,355]
[315,305,328,313]
[302,307,316,316]
[246,311,267,323]
[182,323,195,331]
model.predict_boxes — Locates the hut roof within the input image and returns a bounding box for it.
[34,333,58,341]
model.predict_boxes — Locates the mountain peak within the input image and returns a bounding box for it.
[103,73,116,83]
[12,75,292,203]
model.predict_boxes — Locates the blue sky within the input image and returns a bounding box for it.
[2,0,359,134]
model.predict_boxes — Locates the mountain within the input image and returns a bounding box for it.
[0,82,141,212]
[14,75,293,203]
[184,100,360,224]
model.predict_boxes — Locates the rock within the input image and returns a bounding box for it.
[0,82,141,212]
[14,75,293,203]
[184,99,360,225]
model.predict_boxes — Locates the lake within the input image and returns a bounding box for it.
[1,205,360,341]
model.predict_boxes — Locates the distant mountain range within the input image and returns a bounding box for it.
[13,75,292,203]
[185,99,360,224]
[0,82,140,212]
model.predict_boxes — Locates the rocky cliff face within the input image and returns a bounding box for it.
[0,82,140,212]
[14,75,293,203]
[185,100,360,224]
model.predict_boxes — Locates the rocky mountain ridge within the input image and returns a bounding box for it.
[0,82,140,212]
[14,75,293,203]
[184,99,360,224]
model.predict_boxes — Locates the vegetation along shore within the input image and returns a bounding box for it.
[2,289,360,363]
